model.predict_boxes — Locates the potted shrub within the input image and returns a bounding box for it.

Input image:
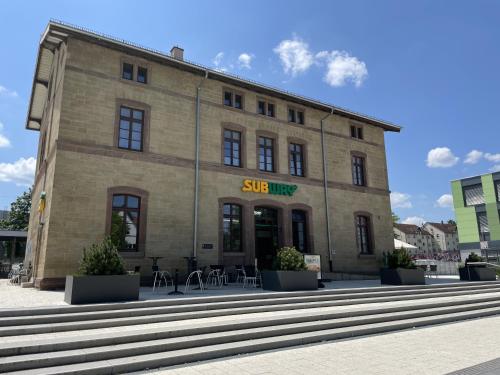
[64,237,140,304]
[261,247,318,291]
[380,248,425,285]
[458,252,496,281]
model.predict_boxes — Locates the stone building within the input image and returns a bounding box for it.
[393,224,435,256]
[25,21,400,289]
[423,222,459,252]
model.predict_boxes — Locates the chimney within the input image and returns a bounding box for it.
[170,46,184,61]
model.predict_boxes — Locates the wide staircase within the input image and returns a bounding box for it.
[1,281,500,374]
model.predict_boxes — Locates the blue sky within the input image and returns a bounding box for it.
[0,0,499,225]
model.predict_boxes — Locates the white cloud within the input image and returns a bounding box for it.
[0,122,10,148]
[390,192,412,209]
[484,153,500,163]
[273,36,314,76]
[426,147,459,168]
[0,85,18,98]
[464,150,483,164]
[489,165,500,172]
[316,50,367,87]
[238,53,254,69]
[402,216,426,226]
[436,194,453,208]
[212,52,225,69]
[0,157,36,186]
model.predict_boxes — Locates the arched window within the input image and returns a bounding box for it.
[356,215,372,254]
[223,203,242,252]
[111,194,141,251]
[292,209,308,253]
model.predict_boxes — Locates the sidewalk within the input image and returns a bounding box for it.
[150,315,500,375]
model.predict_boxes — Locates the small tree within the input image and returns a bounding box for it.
[392,211,400,224]
[274,246,307,271]
[0,189,32,230]
[387,248,416,269]
[465,252,482,264]
[78,237,126,276]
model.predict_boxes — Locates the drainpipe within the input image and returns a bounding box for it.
[192,70,209,260]
[321,108,334,272]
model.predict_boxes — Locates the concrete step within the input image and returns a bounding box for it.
[3,304,500,374]
[1,280,499,318]
[2,287,500,337]
[2,282,500,327]
[1,293,498,357]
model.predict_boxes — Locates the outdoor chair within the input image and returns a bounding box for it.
[427,264,438,278]
[234,264,245,283]
[153,270,173,292]
[243,265,260,288]
[206,269,221,287]
[185,270,204,293]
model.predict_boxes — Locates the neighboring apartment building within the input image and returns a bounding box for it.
[393,224,435,256]
[423,222,458,252]
[25,21,400,289]
[451,172,500,260]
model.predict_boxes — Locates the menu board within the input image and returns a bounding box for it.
[304,254,321,280]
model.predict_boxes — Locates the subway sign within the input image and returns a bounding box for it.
[242,179,298,196]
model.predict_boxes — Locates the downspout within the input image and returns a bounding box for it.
[193,70,209,259]
[321,108,334,272]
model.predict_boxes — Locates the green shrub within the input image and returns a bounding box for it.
[274,246,307,271]
[387,248,416,269]
[78,237,126,276]
[466,252,483,263]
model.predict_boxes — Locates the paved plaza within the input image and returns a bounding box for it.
[0,276,461,309]
[149,316,500,375]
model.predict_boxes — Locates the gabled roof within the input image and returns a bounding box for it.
[26,20,402,133]
[425,222,457,234]
[394,223,432,236]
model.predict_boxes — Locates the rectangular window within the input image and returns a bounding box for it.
[122,63,133,80]
[267,103,275,117]
[356,215,372,254]
[463,184,485,206]
[259,136,274,172]
[234,94,243,109]
[258,100,266,115]
[118,106,144,151]
[224,91,233,107]
[111,194,140,252]
[288,108,304,124]
[292,210,308,253]
[477,212,490,241]
[297,110,304,125]
[137,66,148,84]
[223,129,241,167]
[223,203,242,252]
[223,90,243,110]
[290,143,305,177]
[257,100,275,117]
[496,181,500,202]
[351,125,363,139]
[352,155,366,186]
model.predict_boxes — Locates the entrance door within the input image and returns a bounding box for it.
[254,206,279,270]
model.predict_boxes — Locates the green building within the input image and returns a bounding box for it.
[451,172,500,261]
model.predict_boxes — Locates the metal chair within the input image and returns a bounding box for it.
[153,270,173,292]
[234,265,245,283]
[243,265,258,288]
[185,270,204,293]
